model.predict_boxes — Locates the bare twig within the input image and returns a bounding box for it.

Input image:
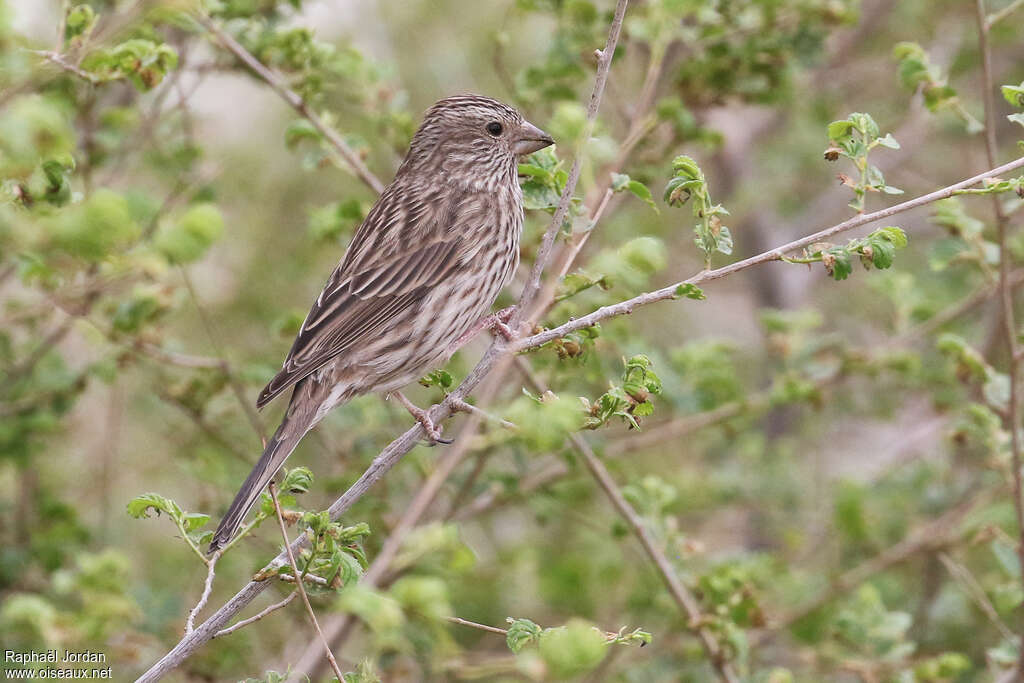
[938,552,1016,642]
[510,0,630,329]
[29,49,100,83]
[446,616,509,636]
[185,552,220,635]
[195,14,384,195]
[511,155,1024,353]
[268,483,344,682]
[987,0,1024,26]
[974,3,1024,674]
[178,267,266,443]
[214,591,298,639]
[449,397,517,430]
[574,432,738,683]
[753,490,994,644]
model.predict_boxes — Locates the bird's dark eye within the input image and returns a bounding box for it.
[486,121,503,136]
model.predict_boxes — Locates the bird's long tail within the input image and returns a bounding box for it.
[208,408,314,553]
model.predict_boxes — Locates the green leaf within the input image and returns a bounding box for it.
[506,617,543,653]
[1002,82,1024,108]
[285,119,321,148]
[674,283,706,300]
[336,551,364,588]
[876,133,900,149]
[281,466,313,494]
[873,226,908,248]
[419,369,454,389]
[827,248,853,280]
[126,493,182,520]
[1009,113,1024,128]
[155,203,224,264]
[538,620,606,678]
[182,512,210,533]
[827,119,854,139]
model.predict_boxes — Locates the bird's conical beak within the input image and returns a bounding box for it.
[512,120,555,156]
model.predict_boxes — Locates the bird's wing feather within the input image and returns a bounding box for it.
[256,190,468,409]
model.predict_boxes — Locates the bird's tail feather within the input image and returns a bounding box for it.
[208,414,311,553]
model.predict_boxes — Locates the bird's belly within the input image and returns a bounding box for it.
[336,251,515,396]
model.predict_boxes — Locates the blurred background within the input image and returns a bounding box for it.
[2,0,1024,680]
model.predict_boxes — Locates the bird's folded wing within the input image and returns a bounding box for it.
[256,237,463,409]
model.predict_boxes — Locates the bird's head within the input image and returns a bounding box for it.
[403,94,554,187]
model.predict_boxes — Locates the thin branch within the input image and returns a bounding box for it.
[29,49,100,83]
[548,40,669,289]
[446,616,509,636]
[975,3,1024,674]
[510,0,630,328]
[268,483,344,682]
[213,591,298,639]
[573,432,738,683]
[195,14,384,195]
[178,267,266,444]
[987,0,1024,26]
[752,490,994,644]
[449,397,517,430]
[511,155,1024,353]
[2,317,75,385]
[938,552,1016,642]
[516,361,739,683]
[185,552,220,634]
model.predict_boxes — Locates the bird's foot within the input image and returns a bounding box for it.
[488,306,519,342]
[390,391,452,445]
[451,306,519,350]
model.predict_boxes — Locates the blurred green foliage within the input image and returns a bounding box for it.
[1,0,1024,681]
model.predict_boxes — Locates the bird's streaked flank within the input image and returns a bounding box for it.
[209,94,553,552]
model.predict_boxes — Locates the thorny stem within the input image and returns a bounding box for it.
[268,483,345,682]
[974,1,1024,672]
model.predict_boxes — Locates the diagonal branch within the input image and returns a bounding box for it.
[516,359,739,683]
[511,155,1024,353]
[510,0,630,328]
[194,14,385,195]
[268,483,344,681]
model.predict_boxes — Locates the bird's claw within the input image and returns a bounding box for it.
[415,410,453,446]
[488,306,519,342]
[391,391,453,445]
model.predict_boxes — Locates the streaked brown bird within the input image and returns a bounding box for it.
[209,94,553,551]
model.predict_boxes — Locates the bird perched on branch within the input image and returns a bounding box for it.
[209,94,553,552]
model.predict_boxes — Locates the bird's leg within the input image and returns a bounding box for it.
[390,391,453,445]
[449,306,518,355]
